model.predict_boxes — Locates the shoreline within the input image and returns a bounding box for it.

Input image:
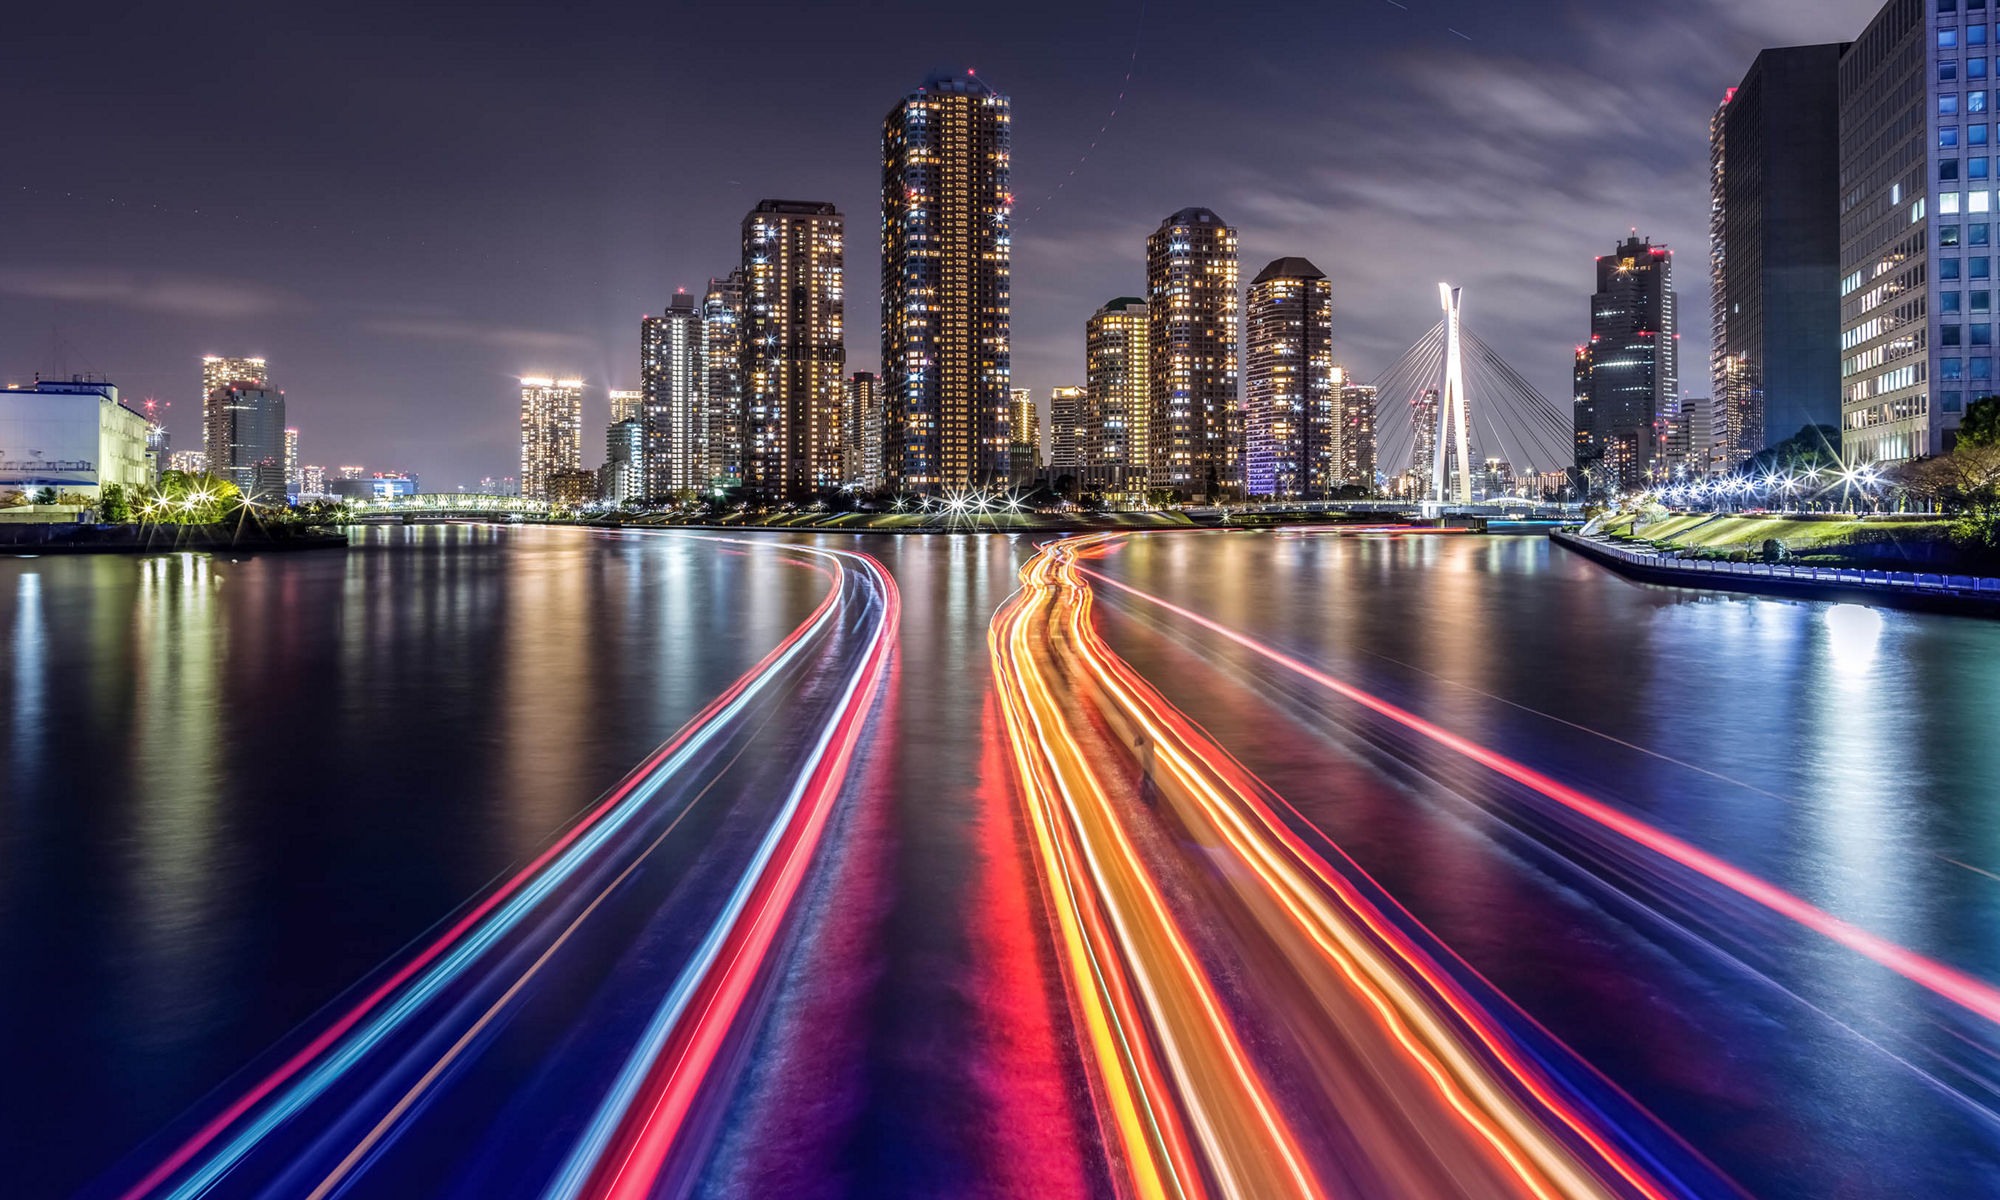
[1551,528,2000,617]
[0,524,349,555]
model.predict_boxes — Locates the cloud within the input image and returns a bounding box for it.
[0,267,300,318]
[359,314,597,354]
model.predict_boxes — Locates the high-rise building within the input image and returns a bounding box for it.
[604,417,646,505]
[168,450,208,475]
[642,293,707,497]
[200,356,267,461]
[337,465,365,480]
[846,371,883,489]
[300,464,327,499]
[702,270,745,490]
[1007,387,1040,481]
[1244,257,1334,499]
[1576,235,1678,496]
[609,388,643,425]
[1665,393,1717,481]
[1147,208,1241,500]
[1412,386,1440,496]
[1085,297,1150,496]
[742,200,844,500]
[1837,0,1957,463]
[1336,371,1378,492]
[284,427,300,497]
[1710,93,1732,458]
[519,376,583,501]
[1049,386,1085,481]
[881,71,1013,494]
[1712,45,1846,457]
[205,381,287,501]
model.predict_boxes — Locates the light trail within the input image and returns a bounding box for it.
[548,546,899,1200]
[992,548,1288,1200]
[114,537,892,1200]
[1075,556,2000,1030]
[995,533,1691,1199]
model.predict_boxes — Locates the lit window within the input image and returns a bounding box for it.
[1943,29,1961,48]
[1975,190,1992,211]
[1945,191,1964,213]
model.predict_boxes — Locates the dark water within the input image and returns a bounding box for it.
[6,526,2000,1197]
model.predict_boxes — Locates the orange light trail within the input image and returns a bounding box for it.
[1075,554,2000,1031]
[994,532,1689,1200]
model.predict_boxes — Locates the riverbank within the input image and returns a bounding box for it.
[0,522,349,554]
[1552,527,2000,615]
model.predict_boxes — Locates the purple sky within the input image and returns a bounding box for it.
[4,0,1880,487]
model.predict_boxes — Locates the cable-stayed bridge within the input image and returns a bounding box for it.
[1369,290,1572,502]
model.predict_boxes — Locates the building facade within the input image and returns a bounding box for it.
[1837,0,1964,463]
[702,271,745,490]
[1049,385,1084,482]
[1713,45,1847,461]
[1007,387,1040,481]
[847,371,882,490]
[205,380,288,501]
[1576,235,1678,496]
[742,200,845,501]
[1147,208,1241,500]
[0,379,151,499]
[1084,296,1150,497]
[881,71,1013,493]
[200,355,267,462]
[608,388,643,425]
[642,294,707,497]
[1244,257,1334,499]
[1337,372,1378,492]
[519,377,583,501]
[603,417,646,505]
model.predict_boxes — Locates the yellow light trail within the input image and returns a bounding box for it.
[992,532,1684,1200]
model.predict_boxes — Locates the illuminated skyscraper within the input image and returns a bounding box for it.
[1337,371,1378,491]
[642,293,707,496]
[519,376,582,501]
[702,270,745,488]
[742,201,844,500]
[1147,208,1240,500]
[1048,386,1085,481]
[1576,235,1678,496]
[201,355,267,460]
[1412,386,1440,495]
[608,388,643,425]
[284,427,300,496]
[1085,296,1149,496]
[881,71,1013,493]
[1244,257,1333,498]
[846,371,882,489]
[205,381,287,501]
[604,417,646,505]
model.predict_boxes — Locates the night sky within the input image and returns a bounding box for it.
[6,0,1879,488]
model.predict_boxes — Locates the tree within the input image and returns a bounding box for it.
[99,483,132,523]
[32,487,57,505]
[1961,395,2000,448]
[138,471,243,524]
[1746,424,1842,475]
[1891,443,2000,511]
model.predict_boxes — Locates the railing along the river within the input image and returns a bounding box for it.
[1550,529,2000,602]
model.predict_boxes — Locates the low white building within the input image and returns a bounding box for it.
[0,378,152,499]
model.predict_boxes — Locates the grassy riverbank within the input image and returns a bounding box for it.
[1594,512,1977,569]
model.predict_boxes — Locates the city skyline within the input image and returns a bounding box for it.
[2,1,1883,487]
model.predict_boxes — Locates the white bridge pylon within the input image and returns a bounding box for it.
[1433,283,1473,505]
